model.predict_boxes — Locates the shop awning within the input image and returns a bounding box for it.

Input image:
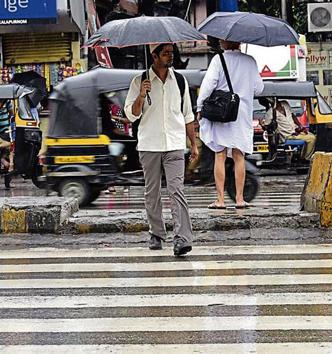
[0,0,86,34]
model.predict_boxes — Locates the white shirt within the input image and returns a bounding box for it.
[124,67,194,152]
[197,51,264,154]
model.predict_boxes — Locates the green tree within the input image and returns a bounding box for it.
[239,0,308,35]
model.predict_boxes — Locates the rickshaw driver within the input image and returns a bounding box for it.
[261,98,316,160]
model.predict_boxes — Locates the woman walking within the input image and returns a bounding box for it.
[197,40,264,209]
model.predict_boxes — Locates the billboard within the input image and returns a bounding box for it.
[243,44,299,80]
[0,0,57,24]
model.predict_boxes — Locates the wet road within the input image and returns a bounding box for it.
[0,242,331,353]
[0,175,305,211]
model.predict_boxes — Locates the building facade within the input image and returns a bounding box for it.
[0,0,88,90]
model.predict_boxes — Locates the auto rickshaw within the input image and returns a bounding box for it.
[44,67,260,206]
[0,83,43,187]
[252,81,332,173]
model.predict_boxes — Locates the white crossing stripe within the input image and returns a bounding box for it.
[1,243,331,258]
[0,343,331,354]
[1,292,331,309]
[0,274,331,288]
[1,259,332,273]
[1,316,332,332]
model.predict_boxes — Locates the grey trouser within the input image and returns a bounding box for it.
[139,150,193,244]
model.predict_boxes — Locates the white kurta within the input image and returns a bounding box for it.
[197,50,264,155]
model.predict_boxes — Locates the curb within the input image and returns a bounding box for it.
[0,197,78,233]
[63,209,320,234]
[301,152,332,227]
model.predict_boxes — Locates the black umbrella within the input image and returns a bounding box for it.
[86,16,205,48]
[198,12,299,47]
[11,71,47,107]
[86,16,204,104]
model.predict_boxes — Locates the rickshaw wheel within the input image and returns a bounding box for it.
[58,178,91,207]
[226,173,259,203]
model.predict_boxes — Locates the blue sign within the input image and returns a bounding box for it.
[0,0,57,24]
[219,0,238,12]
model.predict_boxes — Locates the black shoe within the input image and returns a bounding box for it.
[4,174,11,189]
[149,234,162,250]
[173,237,192,256]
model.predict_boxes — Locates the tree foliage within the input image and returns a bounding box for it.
[239,1,308,34]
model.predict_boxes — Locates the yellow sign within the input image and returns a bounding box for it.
[54,156,95,164]
[256,144,269,153]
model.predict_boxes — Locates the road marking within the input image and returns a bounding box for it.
[0,274,332,288]
[1,259,332,273]
[0,244,331,259]
[0,316,331,332]
[0,292,331,309]
[0,343,331,354]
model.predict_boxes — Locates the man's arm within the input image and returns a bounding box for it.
[182,79,198,160]
[124,76,150,122]
[186,121,198,161]
[132,79,151,116]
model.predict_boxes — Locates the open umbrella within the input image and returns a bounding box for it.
[11,71,47,107]
[86,16,204,104]
[197,11,299,47]
[86,16,205,48]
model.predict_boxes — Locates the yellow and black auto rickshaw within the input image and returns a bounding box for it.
[253,81,332,173]
[0,83,43,188]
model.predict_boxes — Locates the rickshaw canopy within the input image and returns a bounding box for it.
[256,81,317,98]
[48,68,205,138]
[0,83,35,100]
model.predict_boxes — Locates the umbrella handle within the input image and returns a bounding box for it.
[146,92,151,105]
[144,46,152,106]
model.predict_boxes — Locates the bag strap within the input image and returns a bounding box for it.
[174,71,185,112]
[218,51,234,94]
[141,70,185,112]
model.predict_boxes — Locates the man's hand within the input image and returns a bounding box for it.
[140,79,151,98]
[190,144,199,162]
[196,112,202,121]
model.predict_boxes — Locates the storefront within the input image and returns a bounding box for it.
[306,42,332,105]
[0,0,87,90]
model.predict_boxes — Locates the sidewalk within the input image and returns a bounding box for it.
[64,204,319,234]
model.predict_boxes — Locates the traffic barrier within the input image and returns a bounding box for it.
[0,196,78,233]
[301,152,332,227]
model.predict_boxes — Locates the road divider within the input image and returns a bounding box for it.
[0,197,78,234]
[301,152,332,227]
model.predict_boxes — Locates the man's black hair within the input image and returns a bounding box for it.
[152,43,175,56]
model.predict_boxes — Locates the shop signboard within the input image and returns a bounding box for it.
[0,0,57,24]
[243,43,300,80]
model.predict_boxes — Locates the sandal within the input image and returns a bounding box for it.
[235,202,250,209]
[208,201,226,210]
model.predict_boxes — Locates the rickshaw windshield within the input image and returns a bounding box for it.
[317,92,332,115]
[18,97,34,120]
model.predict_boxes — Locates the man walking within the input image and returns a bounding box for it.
[125,43,198,256]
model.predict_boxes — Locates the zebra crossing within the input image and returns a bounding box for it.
[88,185,303,210]
[0,243,331,353]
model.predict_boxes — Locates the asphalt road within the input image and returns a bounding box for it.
[0,240,331,352]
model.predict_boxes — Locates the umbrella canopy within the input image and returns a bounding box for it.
[85,16,205,48]
[11,71,47,107]
[198,12,299,47]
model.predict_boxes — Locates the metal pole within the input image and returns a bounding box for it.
[281,0,287,21]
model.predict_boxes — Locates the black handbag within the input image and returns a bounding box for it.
[202,52,240,123]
